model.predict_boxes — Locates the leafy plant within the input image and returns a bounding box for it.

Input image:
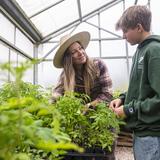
[55,92,123,152]
[0,81,48,104]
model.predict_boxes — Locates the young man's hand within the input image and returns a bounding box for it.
[109,98,123,110]
[114,105,126,118]
[109,99,126,118]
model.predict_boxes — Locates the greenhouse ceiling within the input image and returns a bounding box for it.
[0,0,141,44]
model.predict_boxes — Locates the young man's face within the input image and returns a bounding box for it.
[122,26,142,45]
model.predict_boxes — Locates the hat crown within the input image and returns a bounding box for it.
[59,34,71,45]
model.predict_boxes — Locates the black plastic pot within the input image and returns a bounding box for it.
[62,148,115,160]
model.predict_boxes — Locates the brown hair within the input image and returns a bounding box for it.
[116,5,151,32]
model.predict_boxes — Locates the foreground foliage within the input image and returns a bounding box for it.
[0,61,82,160]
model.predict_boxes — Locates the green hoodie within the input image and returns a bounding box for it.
[122,35,160,136]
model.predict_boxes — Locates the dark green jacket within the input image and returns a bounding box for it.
[122,35,160,136]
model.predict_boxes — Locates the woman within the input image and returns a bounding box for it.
[52,31,113,108]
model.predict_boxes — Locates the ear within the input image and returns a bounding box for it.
[137,23,143,32]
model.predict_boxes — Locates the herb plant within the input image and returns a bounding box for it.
[55,92,122,152]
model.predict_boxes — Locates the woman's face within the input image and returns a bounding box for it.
[68,42,87,65]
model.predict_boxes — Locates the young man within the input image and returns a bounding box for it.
[109,5,160,160]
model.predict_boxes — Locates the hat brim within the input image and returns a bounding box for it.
[53,31,90,68]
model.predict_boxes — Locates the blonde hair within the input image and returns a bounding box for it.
[62,44,99,95]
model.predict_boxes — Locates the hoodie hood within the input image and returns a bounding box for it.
[138,35,160,49]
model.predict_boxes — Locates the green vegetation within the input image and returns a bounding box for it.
[0,60,123,159]
[0,61,82,160]
[55,92,123,152]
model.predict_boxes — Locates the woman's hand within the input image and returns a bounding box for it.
[114,105,126,118]
[82,103,91,115]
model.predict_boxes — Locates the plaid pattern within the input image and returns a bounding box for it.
[52,58,113,102]
[90,58,112,102]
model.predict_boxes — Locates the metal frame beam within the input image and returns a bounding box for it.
[0,0,42,43]
[0,35,33,60]
[42,56,132,62]
[77,0,82,21]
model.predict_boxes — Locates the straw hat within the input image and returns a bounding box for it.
[53,31,90,68]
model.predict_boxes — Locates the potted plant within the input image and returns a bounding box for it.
[54,92,123,160]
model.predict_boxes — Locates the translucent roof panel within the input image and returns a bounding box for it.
[80,0,114,16]
[31,0,78,36]
[15,0,79,37]
[15,0,60,17]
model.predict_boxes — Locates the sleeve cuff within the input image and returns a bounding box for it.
[119,93,126,104]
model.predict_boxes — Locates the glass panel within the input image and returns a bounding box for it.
[86,41,100,58]
[100,2,123,37]
[0,43,9,86]
[31,0,78,36]
[125,0,136,8]
[0,43,9,63]
[101,30,122,39]
[86,16,98,26]
[10,50,18,65]
[73,22,99,39]
[15,28,34,57]
[103,59,129,91]
[0,13,15,44]
[101,40,126,57]
[38,61,62,88]
[49,28,74,41]
[81,0,111,16]
[128,44,137,56]
[151,0,160,34]
[40,43,58,59]
[9,50,18,81]
[18,55,33,83]
[124,0,150,8]
[15,0,60,17]
[136,0,149,5]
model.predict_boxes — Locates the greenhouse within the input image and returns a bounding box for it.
[0,0,160,160]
